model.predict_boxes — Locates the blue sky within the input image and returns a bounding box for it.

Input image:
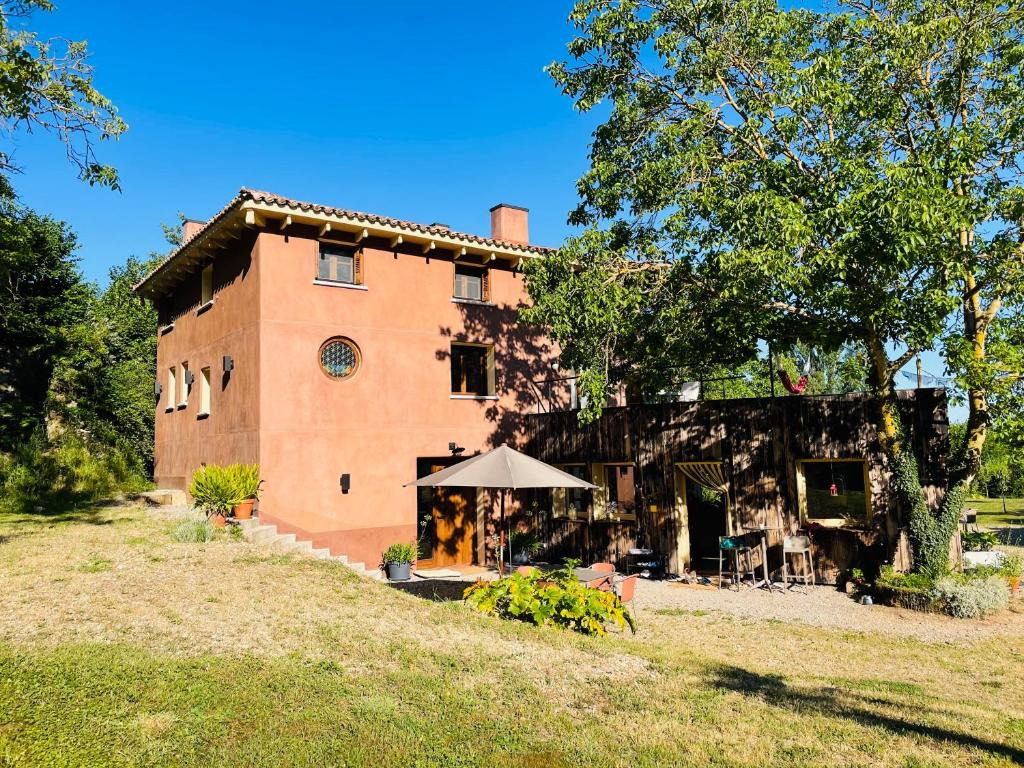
[8,0,960,417]
[10,1,590,280]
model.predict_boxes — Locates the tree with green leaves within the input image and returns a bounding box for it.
[526,0,1024,574]
[0,0,126,189]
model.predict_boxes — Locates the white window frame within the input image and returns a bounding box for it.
[198,366,211,417]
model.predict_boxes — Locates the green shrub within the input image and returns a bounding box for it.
[999,554,1023,580]
[962,530,999,552]
[382,543,416,564]
[188,465,241,517]
[932,575,1009,619]
[463,565,635,637]
[0,432,148,513]
[227,463,262,500]
[170,519,215,543]
[510,530,542,557]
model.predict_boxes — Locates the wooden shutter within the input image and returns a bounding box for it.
[354,249,364,284]
[481,269,491,301]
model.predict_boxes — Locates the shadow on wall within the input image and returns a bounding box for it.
[436,300,557,450]
[434,299,558,563]
[709,664,1024,764]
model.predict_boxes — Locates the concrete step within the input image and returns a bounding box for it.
[236,517,260,531]
[332,554,349,565]
[246,525,281,545]
[287,539,314,555]
[269,533,297,551]
[139,489,187,507]
[311,547,332,559]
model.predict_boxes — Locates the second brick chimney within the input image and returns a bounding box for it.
[183,219,206,243]
[489,203,529,245]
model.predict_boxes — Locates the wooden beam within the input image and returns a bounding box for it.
[390,234,404,248]
[421,240,436,255]
[319,222,332,237]
[244,209,265,227]
[357,228,369,242]
[279,215,292,231]
[452,246,466,259]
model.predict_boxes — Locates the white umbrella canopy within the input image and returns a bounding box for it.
[403,445,598,490]
[404,445,597,575]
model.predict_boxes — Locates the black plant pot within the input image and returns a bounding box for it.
[386,562,412,581]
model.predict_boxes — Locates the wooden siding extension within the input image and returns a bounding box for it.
[523,388,949,583]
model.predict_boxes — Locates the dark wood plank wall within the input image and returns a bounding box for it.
[523,388,949,582]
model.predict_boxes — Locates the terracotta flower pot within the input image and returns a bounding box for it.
[1010,576,1021,595]
[232,498,255,520]
[209,512,227,528]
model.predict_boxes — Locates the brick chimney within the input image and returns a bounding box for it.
[489,203,529,245]
[183,219,206,243]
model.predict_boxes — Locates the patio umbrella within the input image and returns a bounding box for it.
[404,445,597,574]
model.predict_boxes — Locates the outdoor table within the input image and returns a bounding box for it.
[741,526,784,592]
[573,567,615,590]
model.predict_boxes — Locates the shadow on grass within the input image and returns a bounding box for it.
[0,495,132,528]
[710,664,1024,763]
[388,579,470,603]
[993,526,1024,546]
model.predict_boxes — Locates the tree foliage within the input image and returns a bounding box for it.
[528,0,1024,572]
[0,0,126,188]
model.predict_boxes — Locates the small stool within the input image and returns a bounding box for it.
[719,536,756,590]
[782,534,815,588]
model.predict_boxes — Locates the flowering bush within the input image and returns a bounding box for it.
[463,566,635,637]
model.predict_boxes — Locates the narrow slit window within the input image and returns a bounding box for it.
[166,366,176,410]
[201,265,213,304]
[179,361,189,406]
[199,366,211,416]
[318,244,358,284]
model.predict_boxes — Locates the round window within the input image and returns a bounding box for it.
[319,337,360,380]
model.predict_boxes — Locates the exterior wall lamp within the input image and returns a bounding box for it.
[340,474,351,493]
[223,355,234,373]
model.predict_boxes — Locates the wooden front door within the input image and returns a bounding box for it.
[416,460,477,567]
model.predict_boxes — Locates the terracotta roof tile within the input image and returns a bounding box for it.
[135,188,552,297]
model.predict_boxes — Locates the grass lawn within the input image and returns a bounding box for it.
[1,502,1023,767]
[967,497,1024,530]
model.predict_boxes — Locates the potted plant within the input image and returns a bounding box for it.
[189,464,239,528]
[510,530,542,564]
[229,463,262,520]
[382,543,416,581]
[1001,554,1022,595]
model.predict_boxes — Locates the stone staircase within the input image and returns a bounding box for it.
[236,517,385,581]
[138,490,383,581]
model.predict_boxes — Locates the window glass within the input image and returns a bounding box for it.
[595,464,637,521]
[201,265,213,304]
[554,465,591,519]
[179,362,190,406]
[450,344,491,395]
[454,265,484,300]
[802,460,868,522]
[320,338,360,379]
[319,245,356,284]
[199,367,211,415]
[167,366,176,410]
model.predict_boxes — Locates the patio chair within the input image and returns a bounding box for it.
[515,565,538,576]
[782,534,815,588]
[615,574,639,626]
[590,562,615,573]
[718,535,756,590]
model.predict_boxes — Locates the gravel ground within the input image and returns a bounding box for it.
[634,579,1024,644]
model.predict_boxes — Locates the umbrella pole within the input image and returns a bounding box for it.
[499,489,506,577]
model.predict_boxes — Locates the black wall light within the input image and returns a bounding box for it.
[448,442,465,456]
[340,474,351,493]
[223,355,234,373]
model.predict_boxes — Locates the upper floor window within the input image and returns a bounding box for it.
[450,343,494,397]
[319,244,362,285]
[454,264,489,302]
[201,265,214,304]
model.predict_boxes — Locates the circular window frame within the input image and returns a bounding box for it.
[318,336,361,381]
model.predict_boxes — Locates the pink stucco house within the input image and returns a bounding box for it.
[135,188,556,571]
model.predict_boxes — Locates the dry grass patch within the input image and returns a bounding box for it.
[0,501,1022,767]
